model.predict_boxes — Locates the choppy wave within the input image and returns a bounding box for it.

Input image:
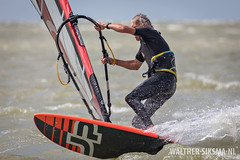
[180,72,240,90]
[112,106,131,113]
[149,105,240,148]
[43,103,82,111]
[0,106,35,116]
[0,103,85,117]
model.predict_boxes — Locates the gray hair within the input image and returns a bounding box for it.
[132,13,153,29]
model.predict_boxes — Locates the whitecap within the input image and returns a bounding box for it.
[112,106,131,113]
[166,24,184,32]
[183,72,240,90]
[43,103,82,111]
[149,105,240,148]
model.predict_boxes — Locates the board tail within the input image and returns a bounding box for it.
[30,0,111,121]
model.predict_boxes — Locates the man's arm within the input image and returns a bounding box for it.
[96,22,142,70]
[102,57,142,70]
[95,22,135,35]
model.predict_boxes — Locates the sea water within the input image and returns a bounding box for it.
[0,21,240,160]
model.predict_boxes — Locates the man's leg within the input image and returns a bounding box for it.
[131,93,172,129]
[125,76,161,129]
[127,72,177,129]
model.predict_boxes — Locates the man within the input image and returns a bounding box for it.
[95,13,177,130]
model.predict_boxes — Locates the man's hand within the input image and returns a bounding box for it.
[101,57,114,64]
[94,22,106,31]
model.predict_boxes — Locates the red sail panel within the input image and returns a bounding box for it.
[31,0,107,120]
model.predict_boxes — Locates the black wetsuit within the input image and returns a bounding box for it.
[125,28,177,130]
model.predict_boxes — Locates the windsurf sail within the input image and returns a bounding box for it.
[30,0,111,122]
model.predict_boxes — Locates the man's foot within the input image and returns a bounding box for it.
[146,125,154,130]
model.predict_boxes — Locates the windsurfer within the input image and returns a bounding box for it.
[95,13,177,130]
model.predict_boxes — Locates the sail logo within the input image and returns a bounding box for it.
[66,121,102,156]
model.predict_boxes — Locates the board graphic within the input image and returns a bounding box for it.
[34,113,172,159]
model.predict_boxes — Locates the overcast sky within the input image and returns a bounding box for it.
[0,0,240,22]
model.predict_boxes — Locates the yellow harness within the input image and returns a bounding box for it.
[151,51,177,82]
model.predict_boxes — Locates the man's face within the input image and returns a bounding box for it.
[131,19,141,41]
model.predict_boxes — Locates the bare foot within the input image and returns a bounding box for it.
[146,125,154,130]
